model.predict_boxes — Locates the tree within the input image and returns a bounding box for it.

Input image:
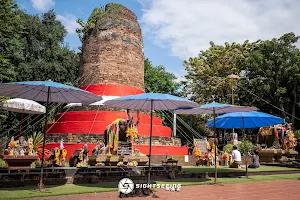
[144,58,180,95]
[0,0,23,83]
[239,33,300,125]
[17,10,79,84]
[183,32,300,128]
[0,5,80,136]
[182,41,259,104]
[144,58,181,128]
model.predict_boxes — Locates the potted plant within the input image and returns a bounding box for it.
[0,159,8,169]
[30,132,50,158]
[34,159,49,168]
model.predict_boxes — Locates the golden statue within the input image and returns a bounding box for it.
[126,125,138,154]
[61,149,67,165]
[27,138,34,155]
[54,148,60,165]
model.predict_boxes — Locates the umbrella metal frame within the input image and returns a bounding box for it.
[39,86,50,191]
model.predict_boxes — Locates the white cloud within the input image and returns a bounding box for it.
[31,0,55,12]
[139,0,300,60]
[57,14,80,35]
[172,69,186,83]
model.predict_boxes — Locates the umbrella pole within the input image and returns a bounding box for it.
[213,107,217,184]
[18,112,24,139]
[243,117,248,178]
[189,114,192,136]
[148,100,153,184]
[39,86,50,192]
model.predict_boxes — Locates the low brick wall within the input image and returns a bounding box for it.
[47,134,181,146]
[150,155,197,166]
[149,155,253,166]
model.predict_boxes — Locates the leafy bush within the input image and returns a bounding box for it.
[30,132,50,158]
[34,159,48,167]
[0,159,8,168]
[223,144,233,153]
[238,140,254,155]
[0,136,8,154]
[294,130,300,139]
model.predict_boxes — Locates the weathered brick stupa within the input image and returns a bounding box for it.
[45,3,188,160]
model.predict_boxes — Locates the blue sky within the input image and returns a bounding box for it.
[17,0,300,81]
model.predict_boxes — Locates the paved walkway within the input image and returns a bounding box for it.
[31,180,300,200]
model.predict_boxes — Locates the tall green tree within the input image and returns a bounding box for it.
[0,3,80,136]
[0,0,23,82]
[144,58,180,128]
[17,10,79,84]
[182,41,259,104]
[183,32,300,128]
[239,33,300,125]
[144,58,180,95]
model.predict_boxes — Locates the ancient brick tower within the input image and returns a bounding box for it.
[80,3,145,91]
[45,3,187,159]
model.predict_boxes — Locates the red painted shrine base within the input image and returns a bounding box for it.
[45,144,188,160]
[46,83,187,161]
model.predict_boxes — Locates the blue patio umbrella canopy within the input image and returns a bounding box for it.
[0,81,102,104]
[104,92,199,184]
[206,111,284,129]
[175,102,258,115]
[175,102,258,184]
[104,93,199,110]
[0,80,102,191]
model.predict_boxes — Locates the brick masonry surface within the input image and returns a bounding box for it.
[47,134,182,146]
[80,3,144,90]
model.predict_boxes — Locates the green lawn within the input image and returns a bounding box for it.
[1,173,300,200]
[0,183,117,200]
[182,165,300,173]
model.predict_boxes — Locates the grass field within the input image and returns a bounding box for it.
[1,173,300,200]
[182,165,300,173]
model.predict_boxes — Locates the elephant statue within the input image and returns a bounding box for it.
[103,109,140,155]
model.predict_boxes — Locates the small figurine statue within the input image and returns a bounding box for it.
[8,136,16,155]
[83,144,89,165]
[54,148,60,166]
[61,149,67,166]
[27,138,34,155]
[19,136,27,148]
[20,149,25,156]
[60,138,64,150]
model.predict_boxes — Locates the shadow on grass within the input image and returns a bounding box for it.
[74,182,117,188]
[159,178,211,183]
[183,166,245,174]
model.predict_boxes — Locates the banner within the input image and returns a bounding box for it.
[193,138,207,154]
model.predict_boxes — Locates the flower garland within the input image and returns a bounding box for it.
[126,125,138,142]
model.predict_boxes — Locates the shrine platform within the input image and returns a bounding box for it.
[45,143,189,160]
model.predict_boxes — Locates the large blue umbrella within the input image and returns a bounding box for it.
[175,102,258,184]
[0,81,102,191]
[206,111,284,129]
[104,93,199,183]
[175,102,257,114]
[0,81,101,104]
[206,111,284,178]
[104,93,199,110]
